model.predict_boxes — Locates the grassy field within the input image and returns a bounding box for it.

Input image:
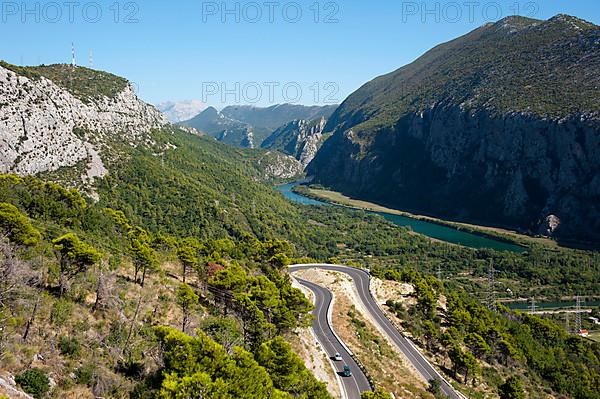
[299,186,558,248]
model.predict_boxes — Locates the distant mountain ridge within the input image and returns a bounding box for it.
[308,14,600,246]
[221,104,337,131]
[180,103,336,148]
[180,106,256,147]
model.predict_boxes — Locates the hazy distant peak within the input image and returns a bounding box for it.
[157,99,208,123]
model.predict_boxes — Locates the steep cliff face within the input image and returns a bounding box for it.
[0,63,167,186]
[255,151,304,180]
[261,117,327,168]
[308,15,600,245]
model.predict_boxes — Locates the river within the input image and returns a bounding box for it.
[276,183,525,252]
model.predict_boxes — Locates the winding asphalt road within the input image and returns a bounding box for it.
[290,264,466,399]
[295,277,372,398]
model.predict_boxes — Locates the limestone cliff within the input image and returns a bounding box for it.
[261,117,327,168]
[0,63,167,188]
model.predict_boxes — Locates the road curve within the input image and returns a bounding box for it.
[290,264,466,399]
[295,276,372,398]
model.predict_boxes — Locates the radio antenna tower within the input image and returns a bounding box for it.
[529,297,537,314]
[71,42,76,68]
[486,260,497,312]
[89,50,94,69]
[574,295,583,334]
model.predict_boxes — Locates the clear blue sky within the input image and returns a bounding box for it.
[1,0,598,107]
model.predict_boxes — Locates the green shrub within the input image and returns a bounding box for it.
[50,299,73,326]
[58,336,81,358]
[14,368,50,399]
[75,363,96,386]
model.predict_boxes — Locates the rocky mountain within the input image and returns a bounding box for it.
[221,104,336,132]
[157,99,208,123]
[255,150,304,179]
[180,106,256,147]
[0,62,167,190]
[181,103,336,148]
[261,117,327,168]
[308,15,600,246]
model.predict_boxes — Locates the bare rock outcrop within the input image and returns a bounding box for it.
[0,64,167,186]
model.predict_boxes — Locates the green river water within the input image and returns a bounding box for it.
[276,183,525,253]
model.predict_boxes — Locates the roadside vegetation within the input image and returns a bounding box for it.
[377,267,600,399]
[0,174,329,398]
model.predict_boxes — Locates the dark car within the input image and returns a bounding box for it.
[342,364,352,377]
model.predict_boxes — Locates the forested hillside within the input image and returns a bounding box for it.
[0,174,330,398]
[377,267,600,399]
[0,120,598,399]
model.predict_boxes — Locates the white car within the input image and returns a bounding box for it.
[333,352,342,361]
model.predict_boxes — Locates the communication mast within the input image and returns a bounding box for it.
[89,50,94,69]
[71,42,76,68]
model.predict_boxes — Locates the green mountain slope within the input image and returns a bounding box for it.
[309,14,600,246]
[324,15,599,132]
[95,126,303,240]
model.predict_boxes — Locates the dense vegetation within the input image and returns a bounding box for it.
[91,128,600,299]
[378,267,600,399]
[0,174,329,398]
[0,125,598,397]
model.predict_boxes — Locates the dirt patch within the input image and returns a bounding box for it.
[294,269,431,398]
[371,278,415,306]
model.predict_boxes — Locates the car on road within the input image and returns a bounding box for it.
[333,352,342,361]
[342,364,352,377]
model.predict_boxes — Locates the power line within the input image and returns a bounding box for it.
[486,260,496,312]
[529,296,537,314]
[574,295,583,334]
